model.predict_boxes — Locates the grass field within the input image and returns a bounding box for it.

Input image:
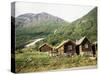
[15,48,97,73]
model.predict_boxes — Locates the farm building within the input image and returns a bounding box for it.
[92,42,97,57]
[56,39,76,56]
[76,36,92,56]
[39,43,53,52]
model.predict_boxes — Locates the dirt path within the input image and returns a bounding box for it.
[25,38,44,47]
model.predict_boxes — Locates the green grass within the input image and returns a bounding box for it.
[15,48,97,73]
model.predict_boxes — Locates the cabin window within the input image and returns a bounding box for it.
[68,45,72,50]
[85,44,88,48]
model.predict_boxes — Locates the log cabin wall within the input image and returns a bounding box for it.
[76,37,93,56]
[92,42,97,57]
[64,42,76,55]
[57,41,76,56]
[57,46,64,55]
[79,39,92,55]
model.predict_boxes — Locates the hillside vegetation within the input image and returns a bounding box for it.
[13,7,97,49]
[15,49,96,73]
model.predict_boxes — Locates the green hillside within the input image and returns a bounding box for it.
[16,20,68,49]
[44,7,97,46]
[70,7,97,41]
[15,7,97,49]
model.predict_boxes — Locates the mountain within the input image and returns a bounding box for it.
[45,7,97,46]
[69,7,97,41]
[15,12,69,49]
[15,13,35,27]
[15,12,68,27]
[14,7,97,49]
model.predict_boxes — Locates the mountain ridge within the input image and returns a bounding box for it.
[15,12,69,27]
[14,7,97,49]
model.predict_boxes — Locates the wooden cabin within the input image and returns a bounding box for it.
[56,40,76,56]
[76,36,92,56]
[92,42,97,57]
[39,43,53,52]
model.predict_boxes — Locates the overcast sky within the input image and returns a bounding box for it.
[15,2,95,22]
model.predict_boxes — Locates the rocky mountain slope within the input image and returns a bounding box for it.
[12,7,97,49]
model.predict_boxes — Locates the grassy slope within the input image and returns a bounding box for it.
[16,20,68,49]
[15,48,97,73]
[44,7,97,46]
[70,7,97,41]
[15,7,97,49]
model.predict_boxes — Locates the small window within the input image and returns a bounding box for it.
[68,45,72,50]
[85,44,88,48]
